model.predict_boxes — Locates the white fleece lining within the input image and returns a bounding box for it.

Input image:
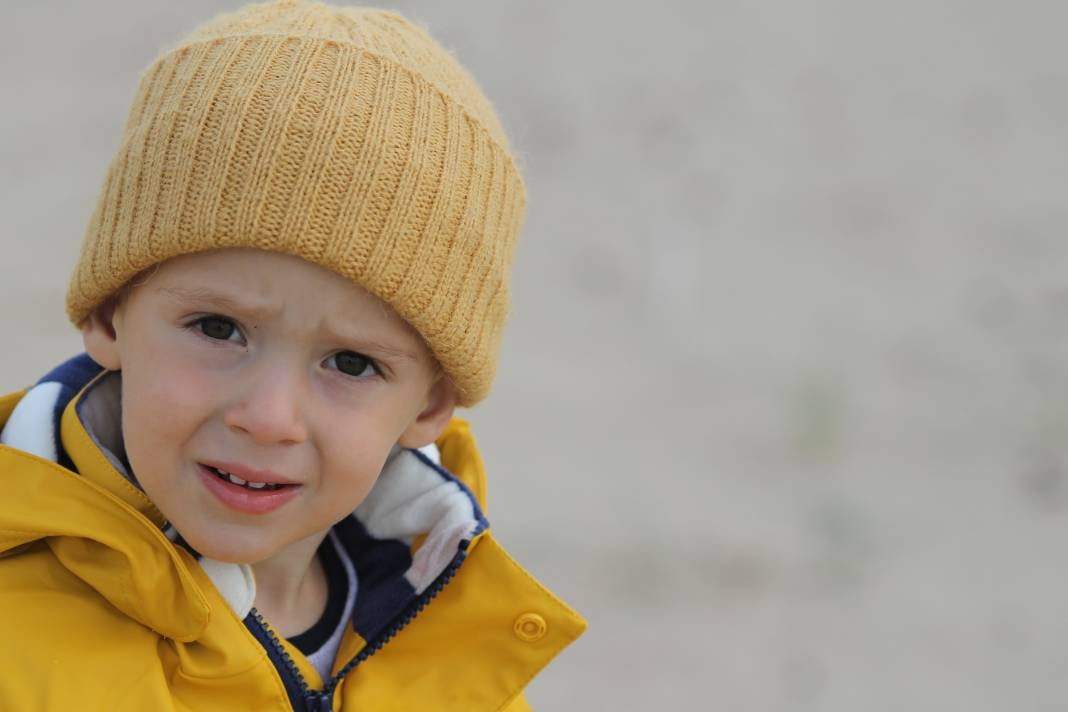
[353,448,479,594]
[0,381,62,460]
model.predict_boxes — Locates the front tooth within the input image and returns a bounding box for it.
[247,481,267,490]
[227,473,248,486]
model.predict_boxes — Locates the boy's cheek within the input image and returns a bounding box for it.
[123,371,205,436]
[126,332,224,404]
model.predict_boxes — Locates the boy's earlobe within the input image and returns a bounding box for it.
[80,300,123,371]
[397,377,458,449]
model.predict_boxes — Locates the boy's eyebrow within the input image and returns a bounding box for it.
[320,319,421,362]
[156,285,270,316]
[336,335,419,362]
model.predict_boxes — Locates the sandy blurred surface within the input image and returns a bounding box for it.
[3,1,1068,708]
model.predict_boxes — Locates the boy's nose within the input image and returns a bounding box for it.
[222,365,308,446]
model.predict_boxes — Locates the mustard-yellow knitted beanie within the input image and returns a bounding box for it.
[66,0,525,406]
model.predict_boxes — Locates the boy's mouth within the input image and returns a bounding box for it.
[196,462,302,515]
[202,464,291,491]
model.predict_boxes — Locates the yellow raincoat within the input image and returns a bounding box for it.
[0,367,585,711]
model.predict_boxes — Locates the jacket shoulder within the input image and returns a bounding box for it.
[0,543,170,709]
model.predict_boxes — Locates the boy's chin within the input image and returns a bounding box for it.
[178,527,289,565]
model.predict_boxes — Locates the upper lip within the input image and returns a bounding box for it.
[200,460,301,486]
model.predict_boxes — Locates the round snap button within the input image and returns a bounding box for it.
[513,613,547,642]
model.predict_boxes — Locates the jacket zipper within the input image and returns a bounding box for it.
[248,552,468,712]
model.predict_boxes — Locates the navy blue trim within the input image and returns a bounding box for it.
[245,610,323,711]
[36,353,103,389]
[36,353,104,471]
[333,515,416,641]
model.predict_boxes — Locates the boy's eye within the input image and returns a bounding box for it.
[326,351,378,378]
[196,316,239,341]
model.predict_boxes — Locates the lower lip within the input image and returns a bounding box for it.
[197,464,301,515]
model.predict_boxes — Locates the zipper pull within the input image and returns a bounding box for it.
[304,691,333,712]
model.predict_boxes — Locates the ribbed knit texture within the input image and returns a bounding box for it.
[66,0,525,406]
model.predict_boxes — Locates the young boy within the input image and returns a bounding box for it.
[0,2,585,710]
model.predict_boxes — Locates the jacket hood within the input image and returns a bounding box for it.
[0,355,489,644]
[0,355,587,711]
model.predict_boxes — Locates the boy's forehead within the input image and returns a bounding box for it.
[152,249,371,302]
[141,249,427,347]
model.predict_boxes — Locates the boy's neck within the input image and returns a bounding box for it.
[251,530,330,638]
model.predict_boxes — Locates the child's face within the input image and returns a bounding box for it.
[81,248,455,564]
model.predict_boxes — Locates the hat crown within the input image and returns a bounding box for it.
[67,0,526,406]
[180,1,513,153]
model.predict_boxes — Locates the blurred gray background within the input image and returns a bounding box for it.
[3,1,1068,709]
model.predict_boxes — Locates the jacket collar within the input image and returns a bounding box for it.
[0,356,587,710]
[1,354,490,641]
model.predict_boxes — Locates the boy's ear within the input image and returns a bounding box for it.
[397,376,457,449]
[80,299,123,371]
